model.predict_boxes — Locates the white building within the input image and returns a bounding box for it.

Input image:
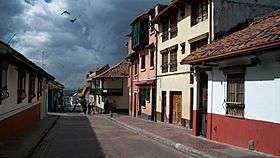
[90,61,129,113]
[0,40,55,139]
[151,0,280,129]
[181,10,280,156]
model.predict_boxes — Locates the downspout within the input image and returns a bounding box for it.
[209,0,213,140]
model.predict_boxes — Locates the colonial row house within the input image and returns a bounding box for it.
[147,0,280,129]
[48,80,64,112]
[0,40,61,139]
[89,60,129,113]
[181,10,280,156]
[126,4,166,120]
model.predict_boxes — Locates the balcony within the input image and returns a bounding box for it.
[91,88,123,96]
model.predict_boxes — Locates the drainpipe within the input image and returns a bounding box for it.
[149,22,159,122]
[209,0,213,140]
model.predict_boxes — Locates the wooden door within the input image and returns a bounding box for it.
[151,88,156,121]
[198,72,208,137]
[170,92,182,124]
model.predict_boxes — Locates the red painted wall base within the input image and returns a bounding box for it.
[0,104,40,140]
[208,113,280,156]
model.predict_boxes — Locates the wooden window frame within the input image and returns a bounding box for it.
[161,52,168,73]
[28,73,36,103]
[191,0,208,26]
[226,73,245,118]
[0,66,9,104]
[170,14,178,39]
[169,49,177,72]
[134,63,138,76]
[150,50,154,68]
[17,69,26,103]
[161,20,169,42]
[141,55,146,70]
[190,37,208,53]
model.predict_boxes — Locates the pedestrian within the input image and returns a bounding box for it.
[88,102,92,114]
[112,100,116,113]
[104,100,109,113]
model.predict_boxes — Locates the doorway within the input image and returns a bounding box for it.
[161,91,166,122]
[198,72,208,137]
[169,91,182,124]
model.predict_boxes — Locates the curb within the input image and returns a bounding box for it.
[107,117,214,158]
[26,115,60,158]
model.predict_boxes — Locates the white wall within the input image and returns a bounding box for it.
[206,51,280,124]
[0,64,47,121]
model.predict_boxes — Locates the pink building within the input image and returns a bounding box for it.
[126,5,166,120]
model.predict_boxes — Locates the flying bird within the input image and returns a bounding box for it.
[61,10,70,15]
[70,18,76,23]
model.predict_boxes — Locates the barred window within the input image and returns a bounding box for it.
[162,20,169,42]
[18,69,26,103]
[226,73,245,118]
[170,15,177,39]
[28,73,36,103]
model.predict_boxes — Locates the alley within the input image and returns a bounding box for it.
[30,114,192,158]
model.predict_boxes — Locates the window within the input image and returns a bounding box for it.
[191,0,208,26]
[169,49,177,72]
[146,88,150,102]
[190,38,208,52]
[132,21,140,48]
[0,66,9,104]
[28,73,36,103]
[162,20,169,42]
[18,69,26,103]
[190,67,194,84]
[170,15,178,39]
[134,63,138,75]
[180,42,185,54]
[141,55,146,70]
[37,76,43,100]
[150,50,154,67]
[226,73,245,118]
[161,53,168,73]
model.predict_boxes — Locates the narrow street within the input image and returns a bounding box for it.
[31,114,192,158]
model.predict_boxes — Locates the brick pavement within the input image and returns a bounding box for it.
[109,114,278,158]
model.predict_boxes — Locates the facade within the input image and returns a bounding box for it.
[181,10,280,156]
[151,0,280,128]
[48,80,64,112]
[127,5,166,120]
[0,40,56,139]
[91,61,129,113]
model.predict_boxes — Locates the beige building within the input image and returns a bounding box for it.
[152,0,280,128]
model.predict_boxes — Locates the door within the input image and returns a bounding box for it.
[133,93,137,117]
[198,72,208,137]
[161,91,166,122]
[151,88,156,121]
[170,92,182,124]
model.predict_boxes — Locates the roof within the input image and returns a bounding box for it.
[86,64,110,81]
[151,0,187,24]
[0,40,55,80]
[96,60,129,79]
[130,13,148,25]
[181,10,280,65]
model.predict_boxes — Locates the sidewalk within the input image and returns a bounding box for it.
[108,114,278,158]
[0,115,59,158]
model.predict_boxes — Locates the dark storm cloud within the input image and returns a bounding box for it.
[0,0,170,89]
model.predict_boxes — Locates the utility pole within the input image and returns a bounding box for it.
[41,50,45,69]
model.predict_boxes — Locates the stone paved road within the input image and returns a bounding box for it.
[31,114,192,158]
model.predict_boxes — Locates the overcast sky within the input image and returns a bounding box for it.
[0,0,169,90]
